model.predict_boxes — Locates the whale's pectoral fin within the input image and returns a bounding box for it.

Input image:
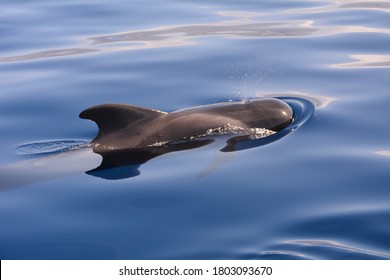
[79,104,166,135]
[197,150,235,178]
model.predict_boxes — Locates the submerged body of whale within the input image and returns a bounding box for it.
[80,98,294,174]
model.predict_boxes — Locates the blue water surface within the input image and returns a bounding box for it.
[1,0,390,259]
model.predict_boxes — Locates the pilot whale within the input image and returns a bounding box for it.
[0,97,314,190]
[80,98,293,173]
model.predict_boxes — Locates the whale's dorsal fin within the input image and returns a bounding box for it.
[79,104,165,136]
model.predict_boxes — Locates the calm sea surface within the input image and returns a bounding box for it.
[1,0,390,259]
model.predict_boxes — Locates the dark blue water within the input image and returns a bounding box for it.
[1,0,390,260]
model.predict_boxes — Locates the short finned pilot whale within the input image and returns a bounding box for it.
[0,97,314,190]
[80,98,293,173]
[0,97,315,190]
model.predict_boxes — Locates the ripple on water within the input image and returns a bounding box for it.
[253,206,390,260]
[17,140,90,155]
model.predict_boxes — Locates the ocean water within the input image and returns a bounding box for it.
[1,0,390,260]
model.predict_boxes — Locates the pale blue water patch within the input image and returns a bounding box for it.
[0,0,390,259]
